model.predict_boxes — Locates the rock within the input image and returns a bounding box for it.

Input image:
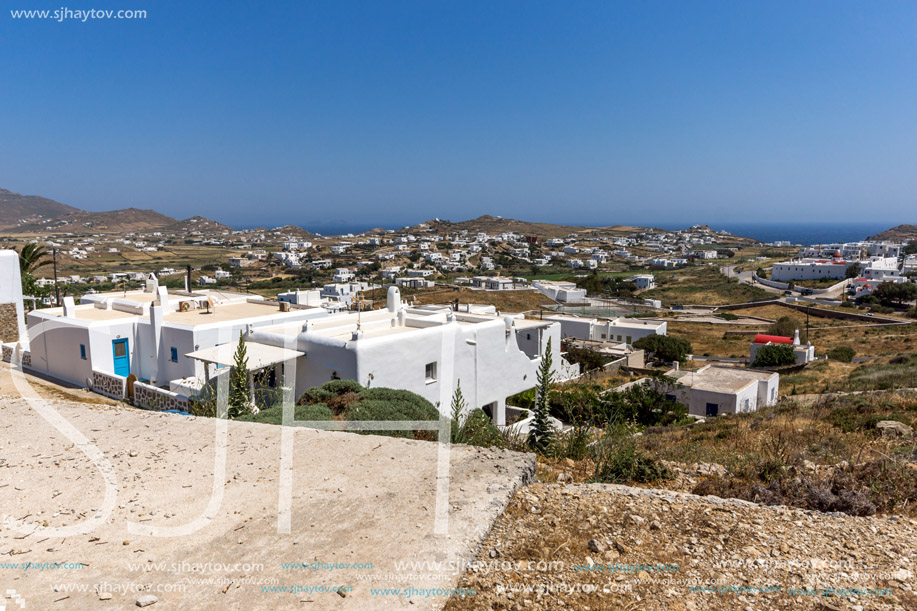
[136,594,158,607]
[877,421,913,437]
[337,589,347,598]
[98,592,112,600]
[613,541,627,554]
[587,539,606,553]
[129,450,138,457]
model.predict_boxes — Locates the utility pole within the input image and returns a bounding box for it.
[52,247,61,307]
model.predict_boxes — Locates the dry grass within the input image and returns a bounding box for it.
[409,288,555,312]
[638,392,917,516]
[641,266,770,306]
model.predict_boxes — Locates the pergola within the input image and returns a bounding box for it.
[185,341,304,404]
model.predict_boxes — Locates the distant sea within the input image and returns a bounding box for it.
[652,222,895,246]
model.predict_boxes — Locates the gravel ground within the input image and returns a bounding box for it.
[445,483,917,611]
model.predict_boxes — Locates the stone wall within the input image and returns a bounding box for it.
[133,381,190,412]
[0,303,19,343]
[92,370,126,399]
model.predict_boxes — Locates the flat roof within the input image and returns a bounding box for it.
[164,301,287,325]
[672,366,774,393]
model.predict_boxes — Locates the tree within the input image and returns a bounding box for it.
[228,331,252,418]
[450,380,469,443]
[18,243,51,276]
[845,262,862,279]
[904,242,917,256]
[633,335,692,363]
[17,243,51,295]
[873,282,917,307]
[752,344,796,367]
[603,379,686,427]
[528,337,555,453]
[767,316,806,343]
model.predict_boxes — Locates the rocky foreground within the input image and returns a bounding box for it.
[445,483,917,611]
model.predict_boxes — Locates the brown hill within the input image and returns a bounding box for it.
[0,188,81,229]
[4,207,177,235]
[163,216,234,234]
[412,215,590,238]
[868,224,917,242]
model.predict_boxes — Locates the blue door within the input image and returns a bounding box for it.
[112,339,130,377]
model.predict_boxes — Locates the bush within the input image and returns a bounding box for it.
[827,346,856,363]
[237,403,333,425]
[458,409,505,448]
[322,379,365,395]
[346,397,439,440]
[603,381,688,427]
[715,312,739,321]
[591,425,671,484]
[767,316,806,342]
[752,343,796,367]
[633,335,693,363]
[297,387,334,405]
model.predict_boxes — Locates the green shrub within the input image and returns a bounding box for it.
[237,403,333,425]
[753,343,796,367]
[550,425,593,461]
[297,387,334,405]
[715,312,739,321]
[633,335,693,363]
[591,425,671,484]
[827,346,856,363]
[346,398,439,439]
[459,409,505,448]
[321,379,365,395]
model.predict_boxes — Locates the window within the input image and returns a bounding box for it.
[170,347,178,362]
[80,344,87,360]
[626,336,632,344]
[425,362,437,383]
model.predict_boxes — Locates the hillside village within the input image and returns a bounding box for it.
[2,196,917,610]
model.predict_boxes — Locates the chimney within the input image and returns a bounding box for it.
[62,296,76,318]
[793,329,800,346]
[673,361,680,371]
[185,265,192,292]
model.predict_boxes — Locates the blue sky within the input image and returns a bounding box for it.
[2,1,915,230]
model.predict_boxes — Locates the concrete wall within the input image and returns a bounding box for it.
[0,251,26,344]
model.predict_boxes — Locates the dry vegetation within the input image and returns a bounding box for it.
[409,287,556,312]
[641,266,770,306]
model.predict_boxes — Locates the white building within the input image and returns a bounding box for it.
[545,314,666,345]
[749,331,815,366]
[629,274,656,290]
[24,287,327,392]
[333,268,355,283]
[770,256,855,281]
[277,289,323,307]
[248,287,578,425]
[656,365,779,417]
[532,280,586,303]
[471,276,517,291]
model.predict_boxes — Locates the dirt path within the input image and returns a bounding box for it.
[0,365,535,610]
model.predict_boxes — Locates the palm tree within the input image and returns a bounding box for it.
[18,243,51,276]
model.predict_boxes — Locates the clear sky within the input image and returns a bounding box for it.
[2,1,915,230]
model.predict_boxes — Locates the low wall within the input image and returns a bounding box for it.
[92,370,126,399]
[133,381,190,412]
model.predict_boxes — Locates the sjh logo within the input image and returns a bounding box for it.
[2,589,26,610]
